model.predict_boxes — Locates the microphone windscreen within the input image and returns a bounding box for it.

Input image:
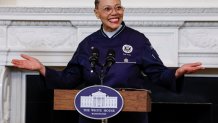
[107,49,115,57]
[105,49,115,67]
[92,47,99,57]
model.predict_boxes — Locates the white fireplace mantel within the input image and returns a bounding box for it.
[0,7,218,67]
[1,7,218,123]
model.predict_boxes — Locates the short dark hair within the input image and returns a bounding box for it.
[94,0,99,9]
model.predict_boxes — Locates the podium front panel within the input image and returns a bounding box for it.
[54,89,151,112]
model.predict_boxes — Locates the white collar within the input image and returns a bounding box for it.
[103,25,123,38]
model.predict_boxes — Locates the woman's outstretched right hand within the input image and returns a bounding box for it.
[11,54,46,76]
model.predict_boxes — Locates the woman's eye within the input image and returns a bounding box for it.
[104,7,111,12]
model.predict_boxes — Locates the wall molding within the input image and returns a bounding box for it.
[0,7,218,15]
[1,7,218,21]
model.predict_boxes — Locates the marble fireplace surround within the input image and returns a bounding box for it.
[1,7,218,123]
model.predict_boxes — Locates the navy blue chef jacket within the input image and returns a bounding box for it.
[44,22,183,123]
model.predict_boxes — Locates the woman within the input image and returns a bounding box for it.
[12,0,204,122]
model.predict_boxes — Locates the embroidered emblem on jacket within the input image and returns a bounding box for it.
[122,44,133,54]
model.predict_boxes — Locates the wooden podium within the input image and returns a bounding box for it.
[54,89,151,112]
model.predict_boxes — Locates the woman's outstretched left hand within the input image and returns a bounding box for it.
[175,62,205,78]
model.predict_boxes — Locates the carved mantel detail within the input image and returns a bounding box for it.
[180,29,218,51]
[0,7,218,67]
[1,7,218,15]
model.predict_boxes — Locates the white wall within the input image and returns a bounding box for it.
[0,0,15,5]
[1,0,218,7]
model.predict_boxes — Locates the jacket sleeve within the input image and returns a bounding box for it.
[140,35,184,93]
[43,45,84,89]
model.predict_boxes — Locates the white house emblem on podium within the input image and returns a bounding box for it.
[81,89,117,108]
[74,85,124,120]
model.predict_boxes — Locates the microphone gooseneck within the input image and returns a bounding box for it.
[89,48,116,85]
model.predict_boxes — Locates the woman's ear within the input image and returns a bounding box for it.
[94,9,100,19]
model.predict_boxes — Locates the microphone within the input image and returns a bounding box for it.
[89,47,99,73]
[104,49,116,71]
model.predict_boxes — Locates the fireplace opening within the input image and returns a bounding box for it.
[25,75,79,123]
[145,76,218,123]
[25,75,218,123]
